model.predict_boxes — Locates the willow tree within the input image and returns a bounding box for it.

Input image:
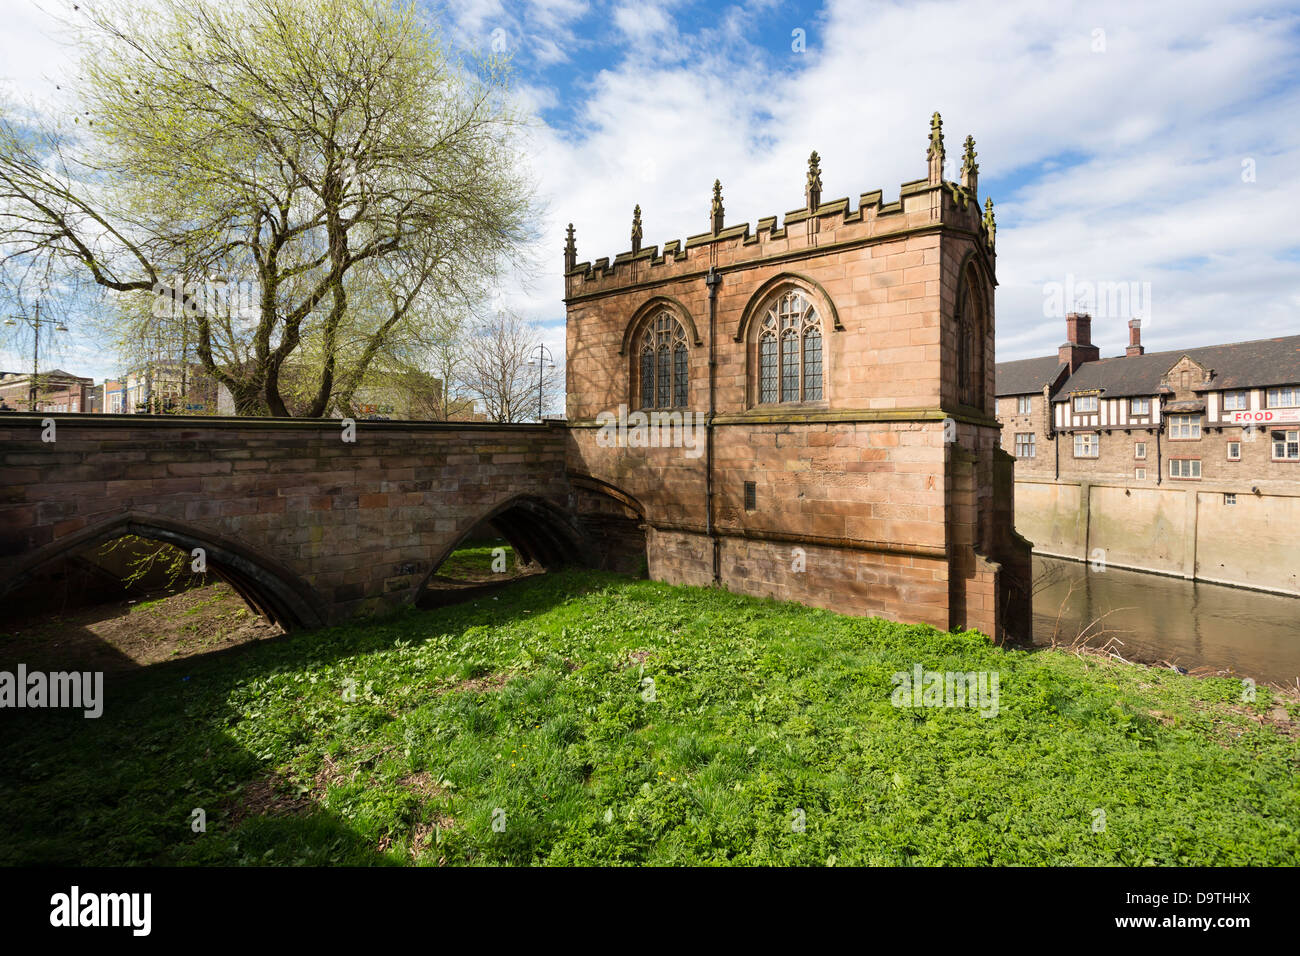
[0,0,533,415]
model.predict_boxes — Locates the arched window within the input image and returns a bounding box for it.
[638,312,688,409]
[956,264,986,409]
[957,314,973,399]
[758,289,823,404]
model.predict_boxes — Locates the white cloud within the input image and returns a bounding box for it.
[612,2,673,41]
[4,0,1300,380]
[502,0,1300,366]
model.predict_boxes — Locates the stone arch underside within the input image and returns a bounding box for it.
[0,513,328,631]
[565,474,648,575]
[418,494,591,590]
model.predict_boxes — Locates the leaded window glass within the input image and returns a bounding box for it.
[803,327,822,401]
[640,348,655,410]
[673,343,688,407]
[638,312,689,409]
[759,334,778,403]
[757,289,823,404]
[656,346,670,408]
[781,329,799,401]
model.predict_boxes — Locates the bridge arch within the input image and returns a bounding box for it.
[0,513,329,631]
[418,493,589,591]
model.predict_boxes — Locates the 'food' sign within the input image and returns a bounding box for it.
[1227,408,1300,425]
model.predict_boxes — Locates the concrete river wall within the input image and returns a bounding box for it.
[1016,476,1300,596]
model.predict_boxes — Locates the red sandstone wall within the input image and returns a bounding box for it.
[0,416,571,624]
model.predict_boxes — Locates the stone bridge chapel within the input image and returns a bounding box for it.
[0,115,1030,641]
[563,114,1031,640]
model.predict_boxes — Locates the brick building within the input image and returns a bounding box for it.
[0,369,94,413]
[564,114,1031,640]
[996,313,1300,593]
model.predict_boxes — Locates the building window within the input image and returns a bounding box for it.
[1227,441,1241,460]
[954,264,987,410]
[743,481,757,511]
[1017,395,1032,415]
[1169,458,1201,479]
[1130,397,1150,415]
[758,289,823,404]
[1224,493,1236,506]
[1073,433,1099,458]
[1134,441,1147,460]
[638,312,688,410]
[1273,429,1300,460]
[1073,395,1098,413]
[759,335,777,403]
[1266,387,1298,408]
[957,317,973,401]
[1135,467,1146,480]
[1222,390,1249,411]
[1168,414,1201,439]
[1015,433,1036,458]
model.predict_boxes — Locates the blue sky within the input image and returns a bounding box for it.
[3,0,1299,380]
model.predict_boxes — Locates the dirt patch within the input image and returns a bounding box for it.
[383,773,456,860]
[229,753,368,824]
[228,773,312,824]
[397,770,448,800]
[1222,702,1299,741]
[425,565,543,587]
[0,582,283,674]
[441,672,510,694]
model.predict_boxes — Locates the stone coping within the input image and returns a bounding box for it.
[0,412,563,432]
[567,406,1001,429]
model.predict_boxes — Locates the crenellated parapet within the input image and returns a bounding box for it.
[564,113,994,300]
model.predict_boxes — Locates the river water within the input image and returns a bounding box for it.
[1031,555,1300,685]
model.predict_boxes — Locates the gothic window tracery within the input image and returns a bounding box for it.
[956,265,986,410]
[758,289,823,404]
[638,312,689,409]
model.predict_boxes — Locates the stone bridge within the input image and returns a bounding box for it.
[0,414,612,629]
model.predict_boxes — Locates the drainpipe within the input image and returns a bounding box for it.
[1156,422,1163,486]
[1048,397,1060,480]
[706,265,721,585]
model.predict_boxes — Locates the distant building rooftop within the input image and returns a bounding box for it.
[996,328,1300,401]
[994,356,1068,397]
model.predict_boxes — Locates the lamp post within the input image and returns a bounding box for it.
[5,301,69,411]
[527,344,555,421]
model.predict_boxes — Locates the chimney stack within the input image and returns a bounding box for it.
[1126,318,1144,356]
[1066,312,1093,347]
[1058,312,1100,373]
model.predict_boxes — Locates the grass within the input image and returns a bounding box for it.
[433,539,524,582]
[1,568,1296,866]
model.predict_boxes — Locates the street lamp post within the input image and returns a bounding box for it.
[527,344,555,421]
[5,301,69,411]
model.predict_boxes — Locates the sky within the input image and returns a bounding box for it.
[2,0,1299,382]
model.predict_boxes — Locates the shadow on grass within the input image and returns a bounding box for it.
[0,570,609,866]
